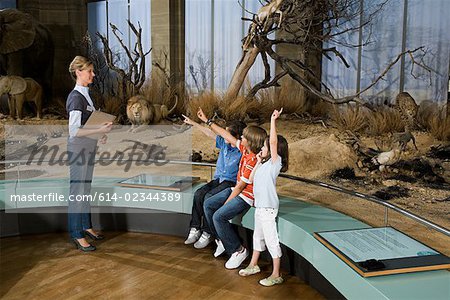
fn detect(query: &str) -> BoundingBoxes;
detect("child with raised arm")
[182,114,246,248]
[239,108,289,287]
[198,108,267,269]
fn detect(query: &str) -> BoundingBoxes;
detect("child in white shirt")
[239,108,289,287]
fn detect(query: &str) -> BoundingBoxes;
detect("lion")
[126,95,178,133]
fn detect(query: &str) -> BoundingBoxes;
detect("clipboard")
[84,111,116,127]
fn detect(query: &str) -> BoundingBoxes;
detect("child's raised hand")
[271,108,283,120]
[197,107,208,123]
[182,114,194,126]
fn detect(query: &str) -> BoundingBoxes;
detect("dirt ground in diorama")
[1,114,449,256]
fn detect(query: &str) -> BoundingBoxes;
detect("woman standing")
[67,56,112,252]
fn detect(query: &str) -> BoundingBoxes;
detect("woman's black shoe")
[73,238,96,252]
[84,231,105,241]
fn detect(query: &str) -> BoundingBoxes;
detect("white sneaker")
[184,228,201,244]
[213,239,225,257]
[225,247,248,269]
[194,232,212,249]
[239,265,261,276]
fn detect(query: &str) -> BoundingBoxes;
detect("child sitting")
[183,114,246,249]
[199,107,267,269]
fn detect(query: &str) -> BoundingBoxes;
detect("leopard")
[394,92,418,131]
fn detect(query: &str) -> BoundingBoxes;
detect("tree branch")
[246,70,288,100]
[322,47,350,68]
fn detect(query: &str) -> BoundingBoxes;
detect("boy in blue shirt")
[183,114,246,249]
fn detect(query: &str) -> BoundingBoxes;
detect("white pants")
[253,207,282,258]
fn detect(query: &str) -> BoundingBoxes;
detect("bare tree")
[187,53,212,95]
[228,0,431,106]
[81,32,111,107]
[96,20,151,100]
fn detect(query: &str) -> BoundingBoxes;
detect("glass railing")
[1,158,449,255]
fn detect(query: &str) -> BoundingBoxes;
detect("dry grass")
[140,71,182,113]
[428,107,450,141]
[328,104,367,133]
[185,92,221,122]
[254,88,274,118]
[141,72,171,104]
[221,96,261,121]
[273,82,308,114]
[366,105,403,136]
[417,101,450,141]
[254,81,322,120]
[416,100,439,129]
[310,99,333,117]
[186,91,263,123]
[103,96,123,117]
[255,82,308,115]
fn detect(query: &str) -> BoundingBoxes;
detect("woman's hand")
[271,108,283,121]
[99,134,108,144]
[98,122,113,134]
[197,107,208,123]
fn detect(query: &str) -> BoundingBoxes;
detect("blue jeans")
[204,188,250,254]
[190,179,235,234]
[68,210,92,239]
[67,138,97,239]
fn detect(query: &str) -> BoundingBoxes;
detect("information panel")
[314,227,450,277]
[117,174,203,192]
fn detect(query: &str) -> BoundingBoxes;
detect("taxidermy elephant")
[0,75,42,119]
[0,9,54,105]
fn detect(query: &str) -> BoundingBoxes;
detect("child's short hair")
[242,126,267,154]
[226,120,247,139]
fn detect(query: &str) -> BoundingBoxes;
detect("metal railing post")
[384,207,389,227]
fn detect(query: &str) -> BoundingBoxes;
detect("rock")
[357,160,364,168]
[288,135,357,178]
[354,169,366,177]
[382,180,398,187]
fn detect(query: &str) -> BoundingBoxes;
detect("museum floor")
[0,232,324,299]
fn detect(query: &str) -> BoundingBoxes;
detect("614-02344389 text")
[9,192,182,203]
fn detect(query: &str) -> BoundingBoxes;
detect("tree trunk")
[224,47,259,102]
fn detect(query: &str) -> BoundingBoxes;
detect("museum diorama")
[0,0,449,299]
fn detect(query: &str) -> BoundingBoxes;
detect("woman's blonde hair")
[242,126,267,154]
[69,56,93,80]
